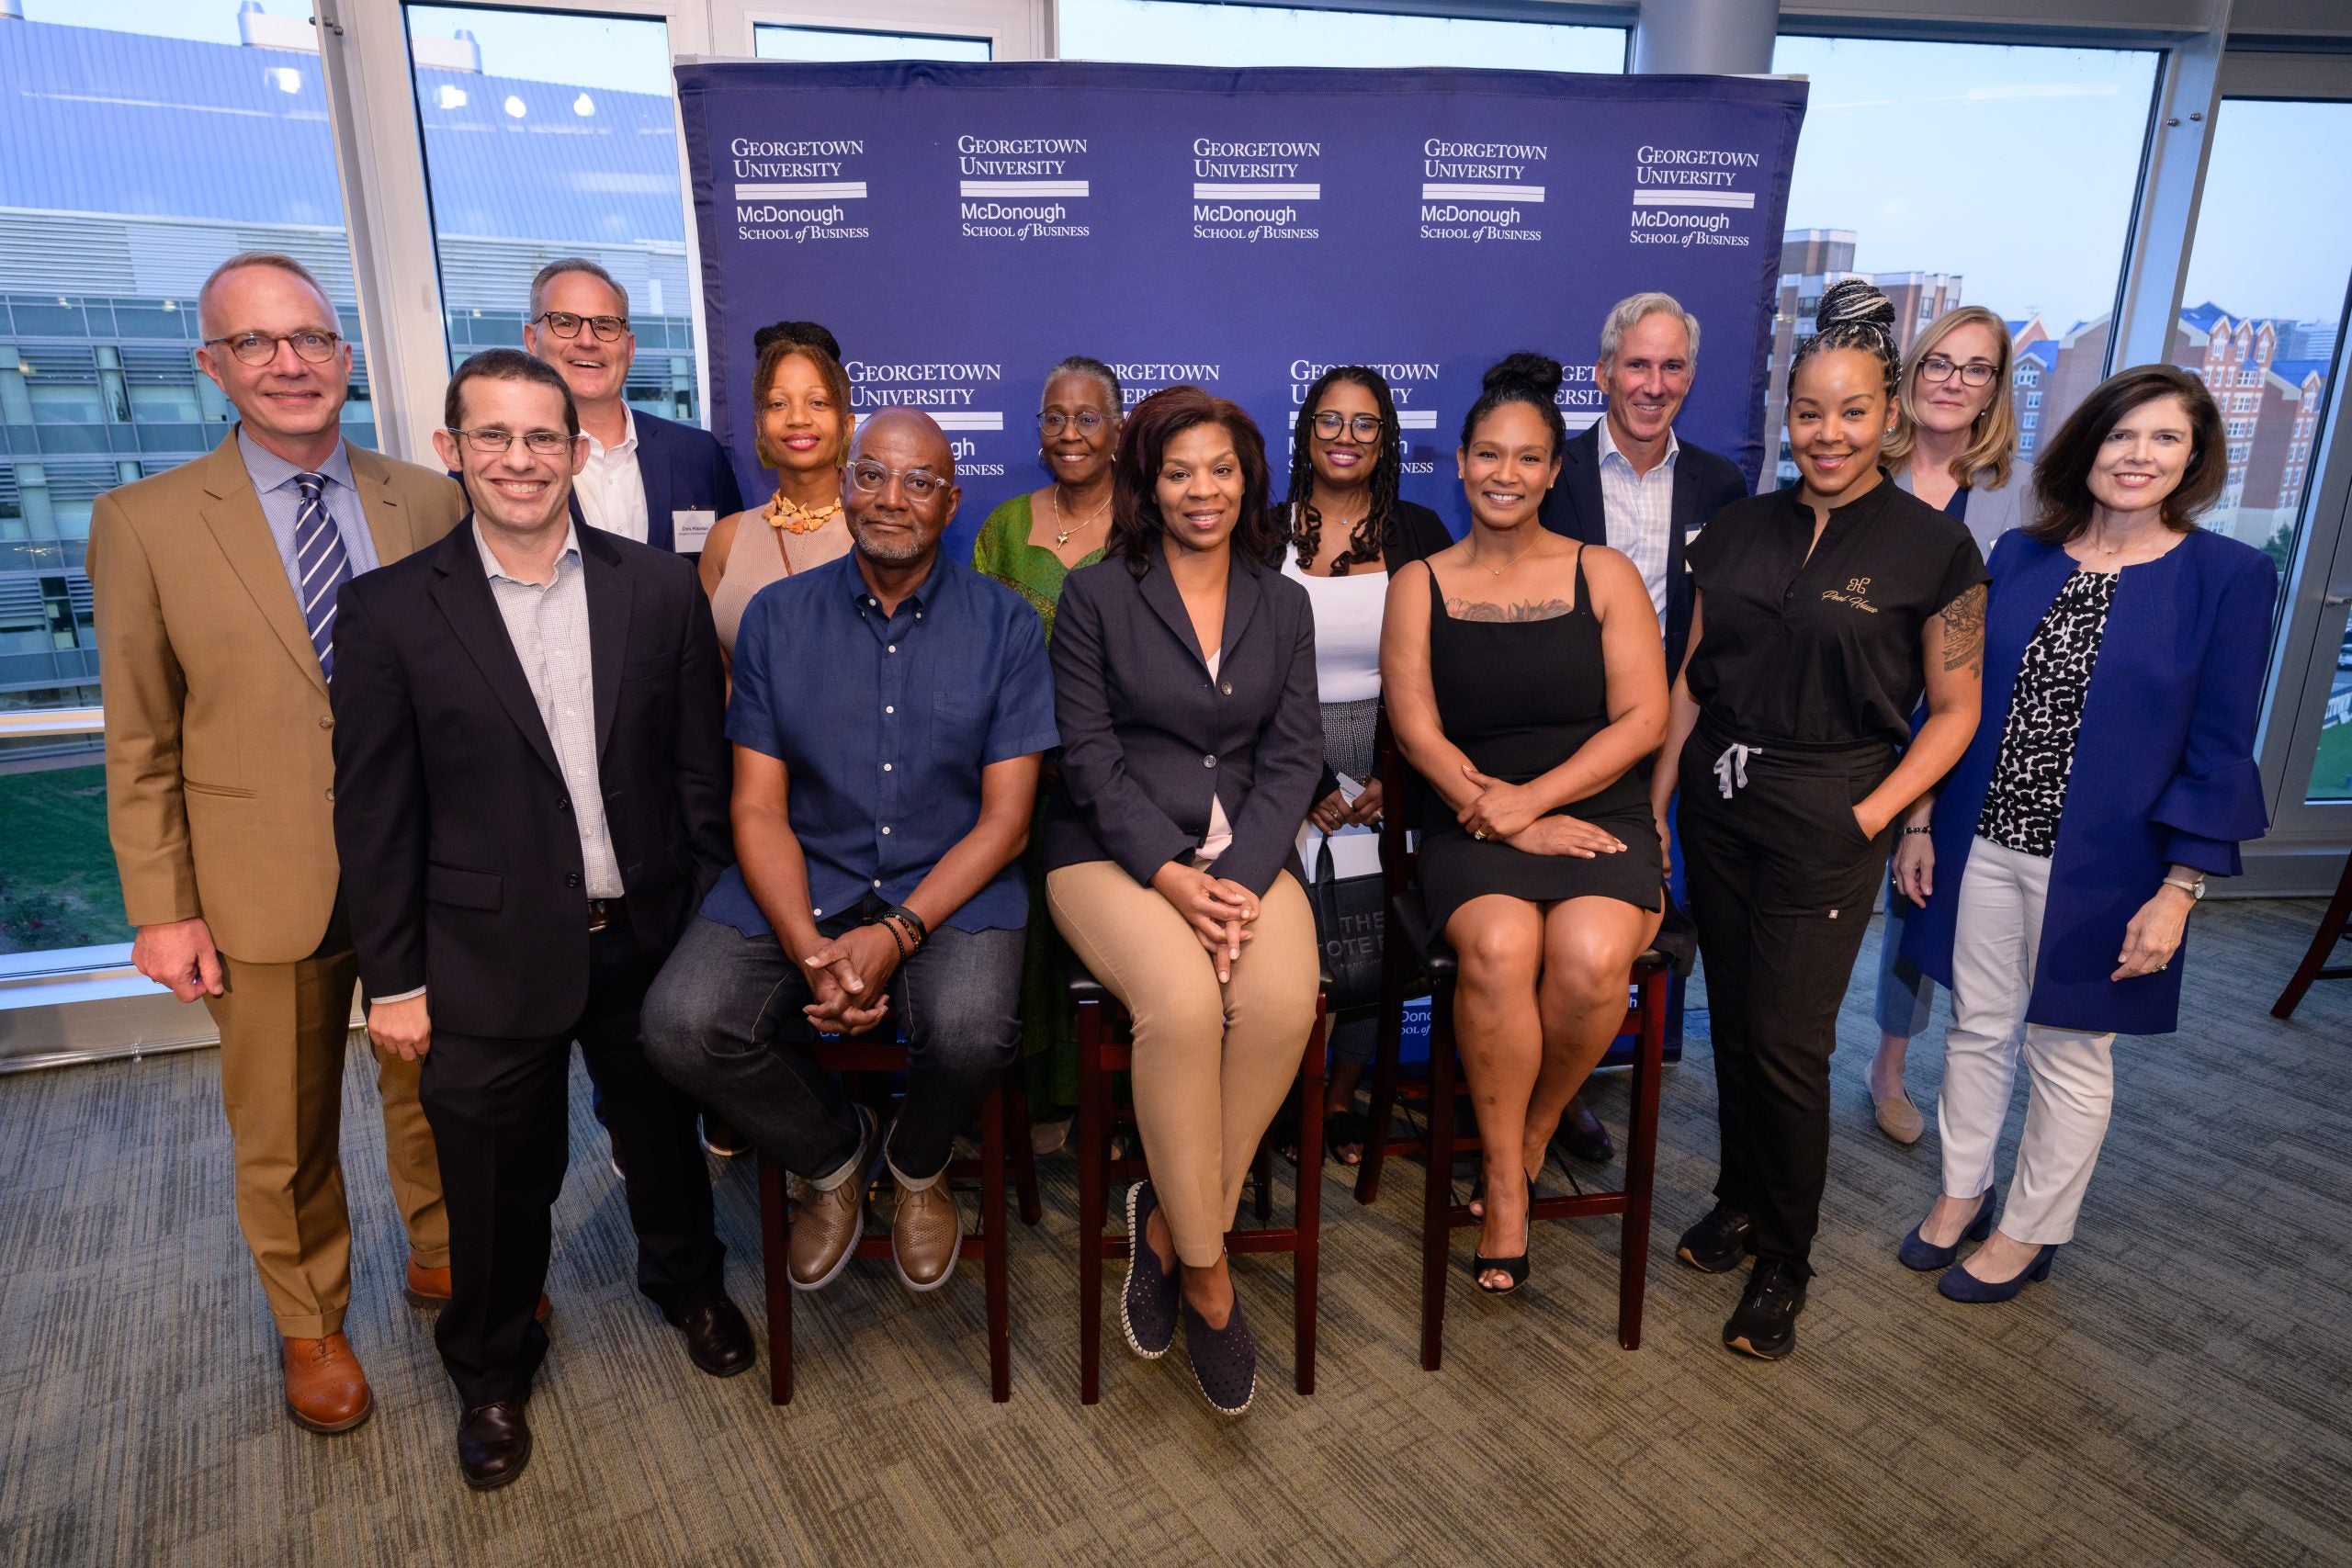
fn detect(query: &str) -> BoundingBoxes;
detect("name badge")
[672,509,716,552]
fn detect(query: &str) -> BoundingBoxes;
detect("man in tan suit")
[86,253,463,1434]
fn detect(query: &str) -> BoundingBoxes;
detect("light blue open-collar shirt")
[234,426,381,601]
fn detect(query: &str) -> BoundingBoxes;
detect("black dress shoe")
[1554,1103,1615,1165]
[458,1400,532,1491]
[1722,1259,1807,1361]
[676,1299,756,1378]
[1676,1201,1755,1273]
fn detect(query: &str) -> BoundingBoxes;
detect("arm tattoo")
[1939,582,1986,676]
[1447,596,1574,623]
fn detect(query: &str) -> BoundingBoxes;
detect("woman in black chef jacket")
[1647,279,1988,1361]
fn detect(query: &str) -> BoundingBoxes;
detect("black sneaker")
[1182,1292,1258,1418]
[1722,1259,1807,1360]
[1120,1181,1179,1359]
[1676,1202,1755,1273]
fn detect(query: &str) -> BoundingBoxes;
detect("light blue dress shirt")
[235,426,381,600]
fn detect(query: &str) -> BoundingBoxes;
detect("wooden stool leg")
[1295,998,1326,1395]
[981,1079,1011,1403]
[1355,943,1408,1206]
[1252,1138,1274,1224]
[760,1156,794,1405]
[1619,972,1668,1351]
[1077,1000,1107,1405]
[2273,852,2352,1020]
[1004,1063,1043,1226]
[1420,1002,1455,1372]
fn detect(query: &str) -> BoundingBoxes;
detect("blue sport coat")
[566,408,746,553]
[1902,527,2277,1036]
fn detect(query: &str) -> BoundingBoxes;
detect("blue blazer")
[1902,528,2276,1036]
[566,409,745,553]
[1537,423,1748,679]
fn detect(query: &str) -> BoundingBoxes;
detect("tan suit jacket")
[88,433,465,964]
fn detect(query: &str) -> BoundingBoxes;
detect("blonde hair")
[1886,305,2018,491]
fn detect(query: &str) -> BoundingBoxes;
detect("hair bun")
[1482,351,1564,400]
[1815,278,1895,338]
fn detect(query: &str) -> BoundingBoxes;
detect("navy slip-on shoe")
[1121,1181,1179,1359]
[1181,1292,1258,1418]
[1939,1243,2058,1303]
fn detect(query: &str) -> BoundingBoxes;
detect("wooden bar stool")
[2273,851,2352,1019]
[1071,969,1328,1405]
[1351,741,1671,1365]
[756,1041,1041,1404]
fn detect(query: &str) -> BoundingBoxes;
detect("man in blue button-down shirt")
[645,409,1056,1294]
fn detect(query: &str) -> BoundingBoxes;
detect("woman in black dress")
[1380,354,1669,1292]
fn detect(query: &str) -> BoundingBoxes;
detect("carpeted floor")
[1,897,2347,1567]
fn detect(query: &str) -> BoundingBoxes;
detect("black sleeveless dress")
[1418,547,1664,935]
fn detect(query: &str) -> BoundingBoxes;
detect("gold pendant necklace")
[1049,483,1110,548]
[1473,535,1539,576]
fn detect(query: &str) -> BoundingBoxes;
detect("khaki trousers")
[203,903,447,1339]
[1048,862,1318,1267]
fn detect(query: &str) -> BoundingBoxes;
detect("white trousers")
[1939,837,2118,1246]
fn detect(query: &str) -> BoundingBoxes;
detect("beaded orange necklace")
[763,490,841,535]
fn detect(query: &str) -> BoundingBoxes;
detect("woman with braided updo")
[1279,366,1450,1164]
[1648,278,1988,1359]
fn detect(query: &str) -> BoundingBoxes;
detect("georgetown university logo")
[1192,137,1321,243]
[1628,144,1759,249]
[956,134,1091,240]
[1288,357,1441,473]
[1419,138,1545,243]
[729,136,871,243]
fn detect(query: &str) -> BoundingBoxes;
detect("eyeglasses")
[445,426,579,457]
[1312,412,1384,441]
[535,310,629,342]
[203,330,342,367]
[847,461,947,501]
[1917,354,1997,389]
[1037,411,1109,437]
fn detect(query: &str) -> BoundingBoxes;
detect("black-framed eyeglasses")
[445,425,579,457]
[1917,354,1996,389]
[1312,412,1384,441]
[847,461,947,501]
[535,310,629,342]
[1037,410,1108,438]
[203,329,342,367]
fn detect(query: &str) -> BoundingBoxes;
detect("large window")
[2,0,374,953]
[1764,35,2161,480]
[1059,1,1625,72]
[755,25,991,62]
[403,5,699,423]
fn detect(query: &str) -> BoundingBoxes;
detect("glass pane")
[1060,0,1624,71]
[2169,101,2352,803]
[2,0,374,953]
[403,6,700,424]
[754,25,992,63]
[1766,36,2160,484]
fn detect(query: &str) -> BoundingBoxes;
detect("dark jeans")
[641,900,1023,1183]
[419,926,726,1408]
[1679,728,1893,1278]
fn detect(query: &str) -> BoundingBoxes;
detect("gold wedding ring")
[1472,829,1488,840]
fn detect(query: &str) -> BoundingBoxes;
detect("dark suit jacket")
[565,408,746,553]
[331,519,731,1038]
[1046,537,1323,897]
[1537,423,1747,678]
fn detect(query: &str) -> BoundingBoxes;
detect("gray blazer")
[1894,458,2035,558]
[1044,536,1323,897]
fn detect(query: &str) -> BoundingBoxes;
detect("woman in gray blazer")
[1870,305,2034,1143]
[1045,385,1323,1416]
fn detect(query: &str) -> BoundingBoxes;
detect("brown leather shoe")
[281,1332,373,1434]
[787,1108,874,1292]
[404,1258,551,1324]
[891,1179,963,1292]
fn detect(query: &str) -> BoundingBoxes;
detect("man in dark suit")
[524,257,743,554]
[332,348,752,1491]
[1539,291,1750,681]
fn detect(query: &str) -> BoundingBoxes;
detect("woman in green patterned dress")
[972,356,1125,1140]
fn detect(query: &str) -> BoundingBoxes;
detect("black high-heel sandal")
[1471,1176,1535,1293]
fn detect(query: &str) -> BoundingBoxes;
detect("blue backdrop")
[677,61,1807,561]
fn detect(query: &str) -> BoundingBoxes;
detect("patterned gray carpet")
[1,897,2346,1567]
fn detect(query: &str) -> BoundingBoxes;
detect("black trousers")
[1679,727,1894,1277]
[418,925,726,1408]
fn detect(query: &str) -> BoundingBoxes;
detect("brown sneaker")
[891,1179,964,1292]
[404,1258,552,1324]
[787,1107,875,1292]
[281,1331,373,1434]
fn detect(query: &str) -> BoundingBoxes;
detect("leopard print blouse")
[1977,568,2119,858]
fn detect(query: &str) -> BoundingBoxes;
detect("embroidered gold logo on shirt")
[1821,575,1881,614]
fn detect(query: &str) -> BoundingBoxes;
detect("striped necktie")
[292,471,350,681]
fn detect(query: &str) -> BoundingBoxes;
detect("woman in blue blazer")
[1045,385,1323,1416]
[1895,365,2275,1302]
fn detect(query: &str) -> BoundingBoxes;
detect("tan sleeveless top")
[709,510,854,653]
